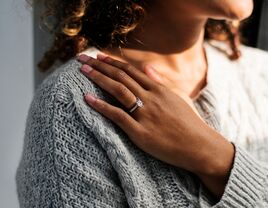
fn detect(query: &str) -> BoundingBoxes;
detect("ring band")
[129,97,144,113]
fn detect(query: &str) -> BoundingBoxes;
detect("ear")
[143,65,163,84]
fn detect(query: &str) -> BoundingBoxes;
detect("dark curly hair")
[35,0,242,72]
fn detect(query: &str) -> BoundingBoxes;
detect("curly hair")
[35,0,242,72]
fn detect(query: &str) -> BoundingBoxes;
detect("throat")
[100,11,209,100]
[161,62,208,100]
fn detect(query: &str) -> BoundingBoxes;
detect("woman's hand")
[78,54,235,198]
[142,65,202,117]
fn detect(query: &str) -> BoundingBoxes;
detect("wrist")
[193,127,235,197]
[193,127,235,178]
[198,138,234,178]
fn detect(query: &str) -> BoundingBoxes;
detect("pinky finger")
[84,93,142,137]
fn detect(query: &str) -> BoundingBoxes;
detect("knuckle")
[95,99,106,110]
[112,110,126,122]
[114,70,127,80]
[88,59,98,68]
[108,58,116,64]
[124,63,133,72]
[91,74,101,82]
[115,84,129,97]
[154,84,166,93]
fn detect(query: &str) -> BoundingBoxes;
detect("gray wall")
[0,1,53,207]
[33,2,53,89]
[0,0,33,207]
[258,0,268,50]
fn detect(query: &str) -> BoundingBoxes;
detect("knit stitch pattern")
[16,42,268,207]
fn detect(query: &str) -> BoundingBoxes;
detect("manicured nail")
[144,65,162,82]
[147,66,156,72]
[78,54,91,62]
[81,64,93,74]
[97,53,109,61]
[85,94,97,104]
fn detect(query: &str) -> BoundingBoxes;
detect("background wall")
[0,0,33,208]
[0,1,268,208]
[258,0,268,50]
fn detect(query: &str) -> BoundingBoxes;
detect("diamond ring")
[128,97,144,113]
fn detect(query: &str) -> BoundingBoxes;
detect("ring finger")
[81,64,138,110]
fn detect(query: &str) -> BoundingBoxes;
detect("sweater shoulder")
[33,55,118,131]
[35,47,100,101]
[17,59,127,207]
[35,58,89,100]
[28,59,86,125]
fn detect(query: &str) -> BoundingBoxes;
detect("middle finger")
[78,55,145,95]
[80,64,138,110]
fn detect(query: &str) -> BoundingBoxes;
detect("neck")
[103,3,208,71]
[101,4,208,97]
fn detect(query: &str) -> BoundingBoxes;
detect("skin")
[78,0,254,200]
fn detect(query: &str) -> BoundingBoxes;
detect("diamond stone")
[136,98,143,107]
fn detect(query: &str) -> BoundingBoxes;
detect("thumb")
[143,65,163,84]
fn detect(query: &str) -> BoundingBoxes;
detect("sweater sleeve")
[199,142,268,207]
[16,75,128,208]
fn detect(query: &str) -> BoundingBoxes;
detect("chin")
[223,0,254,20]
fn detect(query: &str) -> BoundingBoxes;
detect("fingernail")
[97,53,108,61]
[78,54,91,62]
[85,93,97,104]
[81,65,93,74]
[147,66,157,73]
[145,65,163,82]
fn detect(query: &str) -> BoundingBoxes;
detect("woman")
[16,0,268,207]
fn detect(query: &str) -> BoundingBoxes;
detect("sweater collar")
[192,41,238,131]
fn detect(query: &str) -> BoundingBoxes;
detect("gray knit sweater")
[16,41,268,208]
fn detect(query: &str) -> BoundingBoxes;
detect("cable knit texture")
[16,41,268,207]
